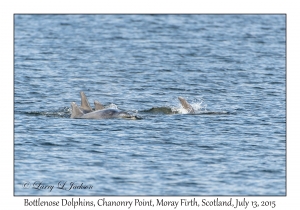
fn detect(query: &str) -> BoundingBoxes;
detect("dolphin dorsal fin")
[80,91,92,112]
[178,97,195,114]
[94,100,105,110]
[71,102,84,118]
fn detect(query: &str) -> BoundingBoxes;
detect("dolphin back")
[78,109,134,119]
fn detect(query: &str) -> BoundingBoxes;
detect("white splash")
[175,97,206,114]
[106,103,118,109]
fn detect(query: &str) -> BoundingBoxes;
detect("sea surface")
[14,14,286,196]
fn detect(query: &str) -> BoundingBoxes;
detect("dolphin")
[79,91,93,113]
[178,97,195,114]
[79,91,106,113]
[94,100,105,111]
[70,102,136,119]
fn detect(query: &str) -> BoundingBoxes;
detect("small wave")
[195,111,229,115]
[21,107,71,118]
[40,142,61,146]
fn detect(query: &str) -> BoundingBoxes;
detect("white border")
[1,0,298,209]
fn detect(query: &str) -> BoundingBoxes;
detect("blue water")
[14,15,286,196]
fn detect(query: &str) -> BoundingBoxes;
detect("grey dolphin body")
[71,102,136,119]
[178,97,195,114]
